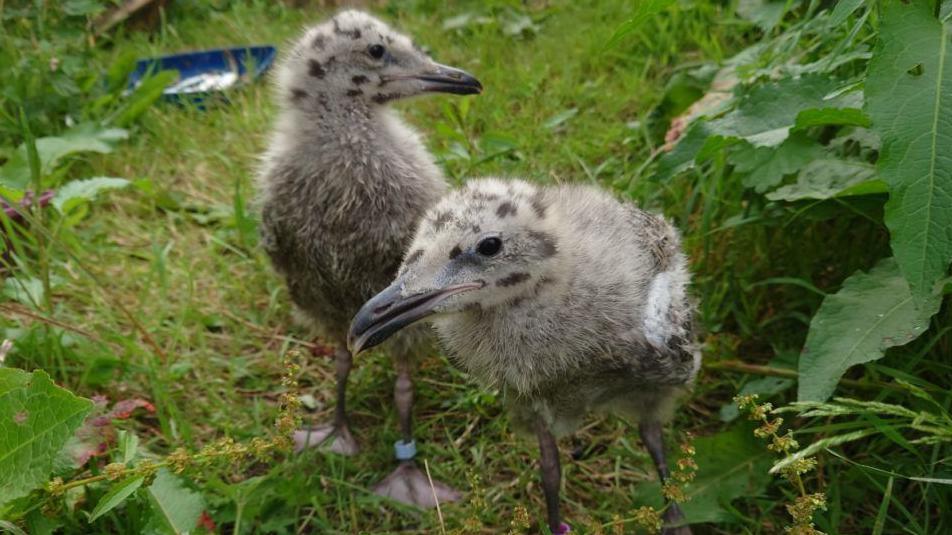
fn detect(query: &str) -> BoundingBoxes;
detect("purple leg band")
[552,522,571,534]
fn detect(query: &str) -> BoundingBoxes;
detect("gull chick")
[349,178,699,533]
[257,10,480,507]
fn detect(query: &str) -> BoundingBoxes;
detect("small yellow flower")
[662,481,687,503]
[45,477,65,496]
[166,448,191,473]
[507,505,530,534]
[584,514,605,535]
[769,432,800,453]
[755,417,783,438]
[733,394,759,411]
[631,506,663,534]
[784,524,825,535]
[676,456,698,473]
[465,471,487,512]
[104,462,128,480]
[786,492,827,524]
[249,437,272,460]
[781,457,818,481]
[749,402,774,421]
[272,433,293,452]
[674,470,695,484]
[679,442,696,456]
[461,516,482,533]
[611,513,625,535]
[136,459,159,484]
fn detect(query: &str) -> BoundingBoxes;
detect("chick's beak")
[415,62,482,95]
[348,279,484,355]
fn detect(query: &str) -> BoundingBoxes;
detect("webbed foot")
[293,424,359,456]
[372,460,461,508]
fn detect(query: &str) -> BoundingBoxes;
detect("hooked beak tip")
[418,64,482,95]
[348,281,484,355]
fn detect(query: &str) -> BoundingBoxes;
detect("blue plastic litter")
[127,45,277,108]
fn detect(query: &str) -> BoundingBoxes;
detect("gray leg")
[535,419,570,535]
[372,354,461,508]
[294,345,359,455]
[639,421,691,535]
[394,355,414,443]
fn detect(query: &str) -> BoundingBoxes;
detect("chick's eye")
[368,44,386,59]
[476,237,502,257]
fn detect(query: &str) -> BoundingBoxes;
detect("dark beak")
[415,63,482,95]
[348,279,483,355]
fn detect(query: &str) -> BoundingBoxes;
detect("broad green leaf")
[146,469,205,534]
[0,369,30,398]
[766,158,877,201]
[835,179,889,197]
[632,424,771,523]
[795,107,870,129]
[52,177,131,212]
[830,126,881,152]
[797,258,940,402]
[654,65,718,121]
[26,506,63,534]
[729,133,824,193]
[0,125,128,190]
[708,75,841,147]
[88,475,145,522]
[654,123,711,180]
[0,368,94,505]
[866,0,952,307]
[695,133,738,161]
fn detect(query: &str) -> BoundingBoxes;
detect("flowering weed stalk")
[603,433,697,534]
[46,350,303,501]
[735,394,826,535]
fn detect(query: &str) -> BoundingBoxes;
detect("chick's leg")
[372,354,461,508]
[535,419,570,535]
[639,421,692,535]
[293,345,359,455]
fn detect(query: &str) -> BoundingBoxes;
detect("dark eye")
[368,44,386,59]
[476,237,502,257]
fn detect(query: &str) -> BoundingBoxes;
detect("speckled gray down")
[256,11,451,355]
[391,178,702,436]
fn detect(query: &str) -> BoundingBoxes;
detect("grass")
[3,0,950,533]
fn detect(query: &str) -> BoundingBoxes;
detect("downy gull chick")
[349,178,699,532]
[256,10,481,507]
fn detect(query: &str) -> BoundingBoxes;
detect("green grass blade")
[871,476,893,535]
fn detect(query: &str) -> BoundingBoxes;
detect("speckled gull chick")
[256,10,480,507]
[349,178,699,533]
